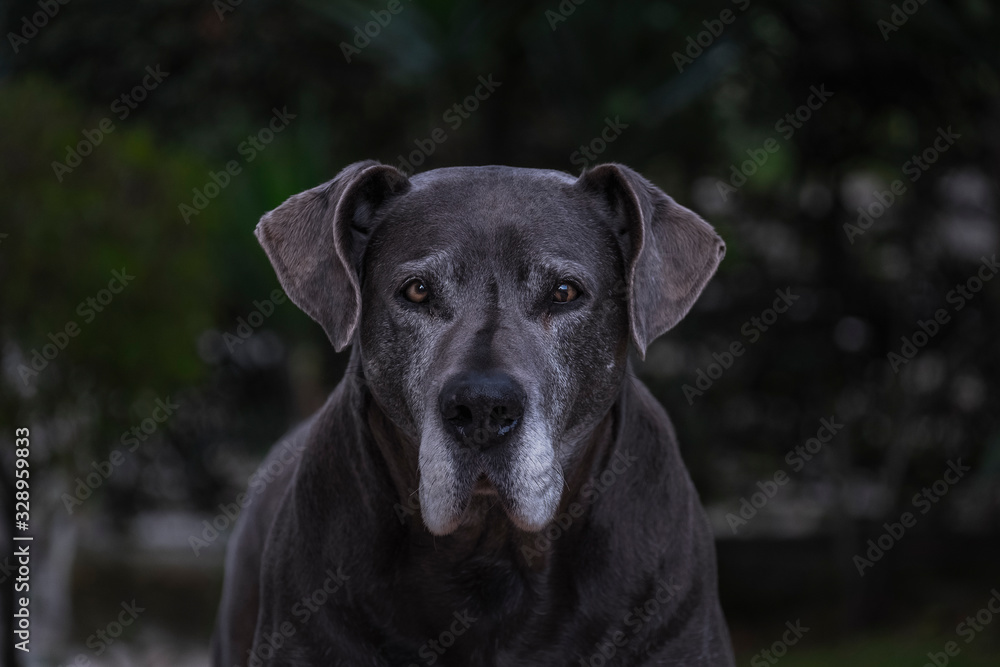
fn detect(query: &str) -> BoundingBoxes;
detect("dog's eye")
[402,279,430,304]
[552,282,580,303]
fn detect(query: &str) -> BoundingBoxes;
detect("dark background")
[1,0,999,664]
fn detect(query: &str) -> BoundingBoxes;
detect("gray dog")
[212,161,735,666]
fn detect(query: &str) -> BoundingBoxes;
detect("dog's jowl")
[212,162,736,666]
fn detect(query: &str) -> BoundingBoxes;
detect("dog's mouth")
[417,417,564,535]
[472,472,498,496]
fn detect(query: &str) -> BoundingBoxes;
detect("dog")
[212,161,735,666]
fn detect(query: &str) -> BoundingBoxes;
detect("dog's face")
[357,168,631,535]
[256,162,724,536]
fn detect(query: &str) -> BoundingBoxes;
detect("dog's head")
[256,162,724,535]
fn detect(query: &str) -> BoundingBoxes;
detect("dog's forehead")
[370,166,614,276]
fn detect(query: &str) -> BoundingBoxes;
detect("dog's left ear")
[255,160,412,351]
[576,163,725,358]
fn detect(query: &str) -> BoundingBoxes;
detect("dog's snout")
[439,371,526,449]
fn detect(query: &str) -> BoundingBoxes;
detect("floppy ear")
[576,163,725,358]
[255,160,411,351]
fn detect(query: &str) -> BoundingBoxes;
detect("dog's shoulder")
[230,411,316,561]
[592,376,712,558]
[258,376,397,559]
[617,376,687,476]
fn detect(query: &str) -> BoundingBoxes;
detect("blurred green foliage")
[0,77,220,419]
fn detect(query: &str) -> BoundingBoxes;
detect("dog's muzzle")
[418,370,563,535]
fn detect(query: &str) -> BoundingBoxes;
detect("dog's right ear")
[575,163,725,359]
[255,160,412,351]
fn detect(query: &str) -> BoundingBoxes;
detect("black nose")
[439,371,526,449]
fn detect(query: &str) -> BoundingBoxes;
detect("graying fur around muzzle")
[418,403,564,535]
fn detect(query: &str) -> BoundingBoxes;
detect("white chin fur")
[495,420,564,532]
[417,417,563,535]
[417,424,465,535]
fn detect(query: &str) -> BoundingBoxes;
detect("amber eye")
[552,282,579,303]
[402,279,430,303]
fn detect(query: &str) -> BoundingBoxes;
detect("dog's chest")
[380,548,575,665]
